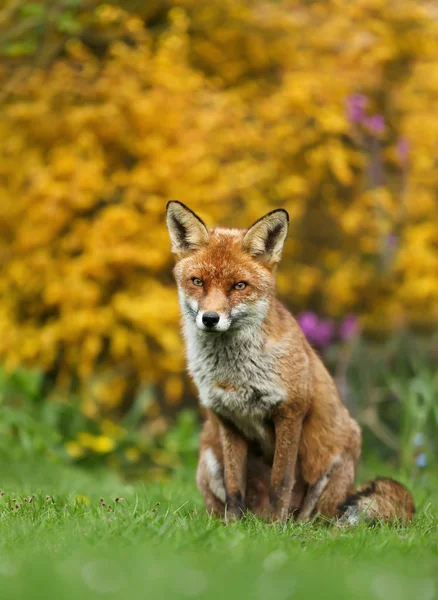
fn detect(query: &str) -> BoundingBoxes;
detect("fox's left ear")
[243,209,289,266]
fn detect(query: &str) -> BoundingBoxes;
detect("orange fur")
[166,202,415,523]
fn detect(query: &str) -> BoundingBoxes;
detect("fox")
[166,200,415,524]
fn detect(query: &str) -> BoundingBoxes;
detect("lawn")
[0,460,436,600]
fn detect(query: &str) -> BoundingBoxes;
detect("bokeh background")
[0,0,437,481]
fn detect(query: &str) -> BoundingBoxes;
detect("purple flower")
[345,94,367,124]
[313,319,335,347]
[397,138,410,166]
[297,312,319,339]
[364,114,385,136]
[385,234,398,251]
[415,452,427,468]
[297,312,335,348]
[339,314,358,341]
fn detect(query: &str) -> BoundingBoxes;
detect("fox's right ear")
[166,201,209,255]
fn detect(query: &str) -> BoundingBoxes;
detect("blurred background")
[0,0,437,482]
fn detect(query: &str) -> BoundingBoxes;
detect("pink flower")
[397,138,410,166]
[313,319,335,347]
[297,312,319,338]
[385,234,398,251]
[364,114,385,136]
[339,314,358,341]
[297,312,335,348]
[345,94,367,124]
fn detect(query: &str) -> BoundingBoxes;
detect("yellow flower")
[77,432,96,448]
[76,494,90,504]
[101,419,125,440]
[65,441,85,459]
[91,436,116,454]
[151,449,178,468]
[80,400,98,419]
[124,447,141,463]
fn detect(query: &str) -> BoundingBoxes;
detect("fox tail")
[338,477,415,525]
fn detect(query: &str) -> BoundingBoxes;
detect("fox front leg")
[218,418,248,520]
[269,405,304,523]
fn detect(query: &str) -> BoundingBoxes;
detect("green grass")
[0,460,437,600]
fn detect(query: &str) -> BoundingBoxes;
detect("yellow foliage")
[0,0,437,417]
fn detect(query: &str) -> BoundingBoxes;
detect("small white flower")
[415,452,427,468]
[413,433,425,447]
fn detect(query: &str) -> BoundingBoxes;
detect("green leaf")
[56,11,82,34]
[19,3,46,18]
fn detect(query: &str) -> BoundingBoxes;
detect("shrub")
[0,1,436,417]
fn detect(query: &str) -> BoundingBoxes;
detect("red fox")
[166,201,415,524]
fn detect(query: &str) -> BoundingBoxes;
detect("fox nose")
[202,312,220,328]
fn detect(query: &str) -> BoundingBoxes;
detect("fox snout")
[201,312,220,328]
[193,288,232,332]
[181,292,235,332]
[195,305,232,332]
[191,299,258,333]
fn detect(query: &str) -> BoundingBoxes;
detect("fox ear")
[166,201,209,255]
[243,209,289,265]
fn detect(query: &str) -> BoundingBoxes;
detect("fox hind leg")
[297,471,331,521]
[298,453,355,521]
[315,454,356,519]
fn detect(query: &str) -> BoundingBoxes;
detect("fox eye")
[234,282,247,290]
[192,277,203,287]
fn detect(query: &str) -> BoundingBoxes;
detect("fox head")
[166,201,289,333]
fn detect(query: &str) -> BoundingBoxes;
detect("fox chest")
[187,336,287,446]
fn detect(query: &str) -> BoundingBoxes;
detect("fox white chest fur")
[183,319,287,450]
[166,200,292,455]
